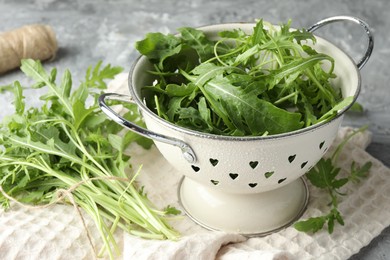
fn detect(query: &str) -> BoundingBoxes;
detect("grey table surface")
[0,0,389,259]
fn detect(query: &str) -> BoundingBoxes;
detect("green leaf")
[251,19,267,45]
[166,96,185,120]
[1,114,26,133]
[203,75,303,135]
[165,83,197,97]
[0,84,14,93]
[233,45,261,65]
[306,159,329,188]
[71,81,89,104]
[317,96,354,123]
[332,178,348,189]
[178,27,215,61]
[164,205,181,215]
[20,59,74,118]
[294,216,326,233]
[60,69,72,99]
[120,107,154,149]
[49,67,57,83]
[266,54,333,89]
[123,128,153,150]
[306,158,341,189]
[135,32,182,70]
[12,81,25,115]
[72,99,95,130]
[348,102,364,113]
[349,161,372,183]
[198,97,214,131]
[83,113,110,129]
[327,215,335,234]
[108,134,123,152]
[35,125,78,157]
[85,62,124,89]
[334,209,345,225]
[219,28,246,39]
[190,63,237,86]
[177,107,207,128]
[291,28,315,43]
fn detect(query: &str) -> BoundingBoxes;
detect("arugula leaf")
[349,161,372,183]
[20,59,74,118]
[202,74,303,135]
[265,54,333,89]
[316,96,354,123]
[251,19,268,45]
[135,32,182,70]
[294,216,326,233]
[178,27,215,62]
[13,81,25,115]
[165,83,197,96]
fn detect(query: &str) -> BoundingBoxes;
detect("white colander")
[99,16,373,235]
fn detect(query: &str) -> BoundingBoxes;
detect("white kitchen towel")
[112,73,390,260]
[0,73,389,260]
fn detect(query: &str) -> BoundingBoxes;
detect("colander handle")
[99,93,197,163]
[308,15,374,70]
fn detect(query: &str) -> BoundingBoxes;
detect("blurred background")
[0,0,389,259]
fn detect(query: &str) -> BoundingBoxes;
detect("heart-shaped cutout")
[249,161,258,169]
[191,165,200,172]
[278,178,287,184]
[264,171,274,178]
[229,173,239,180]
[248,183,258,188]
[210,180,219,185]
[288,154,296,163]
[301,161,308,169]
[209,158,219,166]
[319,141,325,149]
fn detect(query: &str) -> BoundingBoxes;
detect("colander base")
[178,177,309,235]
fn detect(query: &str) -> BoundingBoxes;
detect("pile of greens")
[135,19,352,136]
[0,60,179,259]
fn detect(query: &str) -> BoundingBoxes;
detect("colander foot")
[178,177,309,235]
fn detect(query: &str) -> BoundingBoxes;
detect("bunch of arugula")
[0,59,179,259]
[135,19,352,136]
[294,126,372,233]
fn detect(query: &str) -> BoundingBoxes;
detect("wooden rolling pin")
[0,24,58,74]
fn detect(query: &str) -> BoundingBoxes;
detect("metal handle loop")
[98,93,197,163]
[308,15,374,70]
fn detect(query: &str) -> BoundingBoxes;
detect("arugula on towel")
[0,59,179,260]
[294,126,372,234]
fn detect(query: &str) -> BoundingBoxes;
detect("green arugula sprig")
[135,19,352,136]
[294,126,372,234]
[0,59,179,259]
